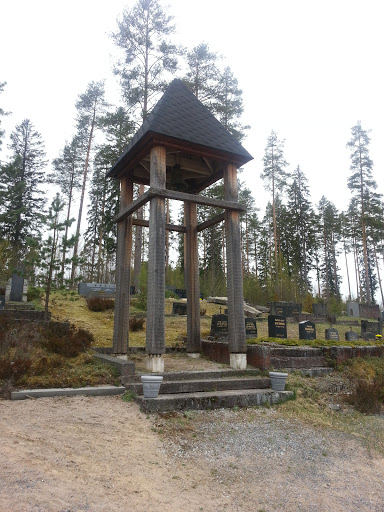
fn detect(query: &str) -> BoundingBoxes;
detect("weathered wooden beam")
[115,187,245,223]
[146,146,166,357]
[115,190,152,223]
[197,213,225,233]
[185,201,201,353]
[150,187,246,212]
[132,217,186,233]
[225,163,247,357]
[112,176,133,354]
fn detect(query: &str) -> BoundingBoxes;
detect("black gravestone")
[245,317,257,338]
[172,302,187,315]
[0,295,5,310]
[210,314,228,337]
[175,288,187,299]
[325,328,339,341]
[363,332,377,342]
[299,321,316,340]
[361,320,381,337]
[268,315,287,339]
[345,330,359,342]
[10,272,24,302]
[270,301,302,317]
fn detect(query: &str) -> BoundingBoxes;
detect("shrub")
[133,292,147,311]
[87,296,115,312]
[129,316,145,331]
[165,289,179,299]
[200,308,207,316]
[342,357,384,414]
[27,287,43,302]
[42,322,94,357]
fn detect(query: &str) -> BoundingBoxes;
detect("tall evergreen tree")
[49,137,83,285]
[347,121,376,304]
[260,130,289,295]
[70,81,107,286]
[0,119,47,259]
[112,0,179,120]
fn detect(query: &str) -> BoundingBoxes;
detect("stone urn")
[140,375,163,398]
[268,371,288,391]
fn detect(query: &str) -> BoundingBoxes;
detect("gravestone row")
[209,314,378,342]
[78,282,136,298]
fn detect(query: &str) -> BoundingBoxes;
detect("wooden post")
[224,163,247,369]
[112,175,133,354]
[146,146,166,371]
[185,201,201,355]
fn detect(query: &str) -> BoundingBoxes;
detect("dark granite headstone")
[9,272,24,302]
[268,315,287,339]
[299,321,316,340]
[270,301,302,317]
[312,303,328,316]
[363,332,377,342]
[0,295,5,310]
[210,314,228,337]
[130,285,136,295]
[245,317,257,338]
[345,330,359,342]
[361,320,381,337]
[175,288,187,299]
[172,302,187,315]
[325,328,339,341]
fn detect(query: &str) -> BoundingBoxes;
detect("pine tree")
[347,121,376,304]
[49,137,83,285]
[112,0,179,120]
[0,119,47,260]
[70,81,107,287]
[261,130,289,295]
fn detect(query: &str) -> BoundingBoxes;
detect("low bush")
[342,357,384,414]
[87,296,115,312]
[129,316,145,331]
[42,322,94,357]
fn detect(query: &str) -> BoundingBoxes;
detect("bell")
[169,164,188,192]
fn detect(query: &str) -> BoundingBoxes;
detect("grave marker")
[245,317,257,338]
[299,320,316,340]
[325,327,339,341]
[172,302,187,315]
[345,330,359,342]
[268,315,287,339]
[210,314,228,338]
[270,301,302,317]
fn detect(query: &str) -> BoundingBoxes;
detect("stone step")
[125,376,270,395]
[128,369,262,383]
[136,388,294,413]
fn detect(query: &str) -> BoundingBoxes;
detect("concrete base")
[187,352,200,359]
[146,355,165,373]
[11,386,126,400]
[230,353,247,370]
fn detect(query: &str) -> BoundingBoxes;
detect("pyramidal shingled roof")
[108,79,253,177]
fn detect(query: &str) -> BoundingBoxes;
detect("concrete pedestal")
[187,352,201,359]
[146,355,164,373]
[230,353,247,370]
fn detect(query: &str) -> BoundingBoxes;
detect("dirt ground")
[1,395,384,512]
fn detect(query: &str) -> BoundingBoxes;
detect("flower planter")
[268,371,288,391]
[140,375,163,398]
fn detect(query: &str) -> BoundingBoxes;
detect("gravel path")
[1,397,384,511]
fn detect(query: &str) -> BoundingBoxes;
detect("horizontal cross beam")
[115,187,246,223]
[132,218,186,233]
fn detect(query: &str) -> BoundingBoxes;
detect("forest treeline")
[0,0,383,312]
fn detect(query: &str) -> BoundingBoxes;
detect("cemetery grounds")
[1,291,384,511]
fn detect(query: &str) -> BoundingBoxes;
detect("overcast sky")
[1,0,384,301]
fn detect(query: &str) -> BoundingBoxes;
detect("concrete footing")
[230,353,247,370]
[146,354,165,373]
[187,352,200,359]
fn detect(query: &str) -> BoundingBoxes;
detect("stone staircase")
[123,369,294,413]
